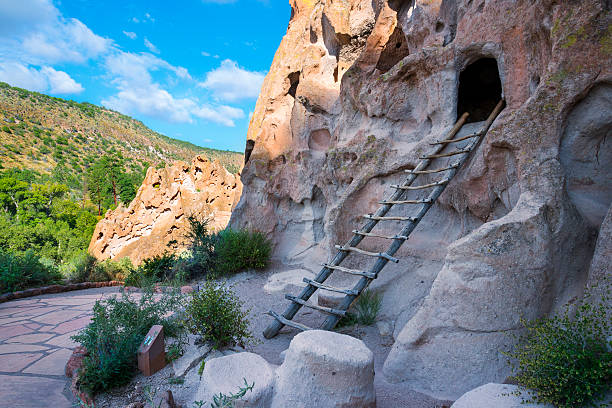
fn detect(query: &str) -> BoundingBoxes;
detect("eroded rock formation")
[231,0,612,399]
[90,156,242,265]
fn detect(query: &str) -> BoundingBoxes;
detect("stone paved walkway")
[0,287,122,408]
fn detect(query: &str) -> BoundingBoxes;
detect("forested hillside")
[0,82,243,292]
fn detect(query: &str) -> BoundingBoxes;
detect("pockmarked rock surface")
[90,155,242,265]
[271,330,376,408]
[450,383,554,408]
[196,352,276,408]
[230,0,612,399]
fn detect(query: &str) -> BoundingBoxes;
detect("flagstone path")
[0,287,123,408]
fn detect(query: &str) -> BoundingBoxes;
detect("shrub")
[213,229,271,276]
[182,281,253,349]
[0,249,62,293]
[173,216,216,279]
[337,289,382,328]
[72,289,183,395]
[504,281,611,408]
[124,252,176,287]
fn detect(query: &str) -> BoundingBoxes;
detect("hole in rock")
[457,58,502,123]
[309,129,332,151]
[376,25,410,73]
[244,139,255,164]
[435,21,444,33]
[287,72,300,98]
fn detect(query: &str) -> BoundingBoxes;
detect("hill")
[0,81,243,191]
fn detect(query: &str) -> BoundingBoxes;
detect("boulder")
[451,383,554,408]
[196,352,275,408]
[271,330,375,408]
[172,335,212,378]
[89,155,242,265]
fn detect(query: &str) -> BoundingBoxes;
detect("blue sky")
[0,0,290,152]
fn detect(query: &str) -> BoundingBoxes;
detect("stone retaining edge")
[0,281,124,303]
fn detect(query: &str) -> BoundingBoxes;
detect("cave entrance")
[457,58,502,123]
[244,139,255,164]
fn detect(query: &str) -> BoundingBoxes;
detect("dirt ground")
[92,266,454,408]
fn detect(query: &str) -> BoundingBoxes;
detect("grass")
[336,289,382,328]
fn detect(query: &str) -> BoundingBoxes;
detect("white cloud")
[199,59,265,102]
[144,38,160,54]
[192,104,244,127]
[41,66,84,94]
[103,85,195,123]
[0,62,83,94]
[0,0,111,66]
[201,0,238,3]
[102,51,242,126]
[201,51,211,57]
[131,17,140,23]
[123,31,137,40]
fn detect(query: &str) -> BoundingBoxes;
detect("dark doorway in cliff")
[457,58,502,123]
[244,139,255,164]
[376,25,409,73]
[287,72,300,98]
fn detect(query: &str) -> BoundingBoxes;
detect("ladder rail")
[263,111,473,339]
[321,100,505,330]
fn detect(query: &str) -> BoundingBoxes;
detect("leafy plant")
[337,289,382,328]
[166,342,184,363]
[503,280,611,408]
[183,281,254,349]
[191,379,254,408]
[212,229,271,276]
[0,249,61,293]
[72,288,183,395]
[124,252,177,287]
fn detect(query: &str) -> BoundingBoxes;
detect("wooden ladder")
[263,100,504,339]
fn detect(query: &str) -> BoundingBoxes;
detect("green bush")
[182,281,253,349]
[124,252,176,287]
[173,216,216,279]
[72,289,183,395]
[0,249,62,293]
[213,229,271,276]
[504,281,611,408]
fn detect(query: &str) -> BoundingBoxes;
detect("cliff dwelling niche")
[376,25,409,73]
[287,72,300,98]
[457,58,502,122]
[244,139,255,164]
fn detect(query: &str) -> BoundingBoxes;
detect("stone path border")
[0,281,123,303]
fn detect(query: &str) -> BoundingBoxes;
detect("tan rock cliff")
[231,0,612,399]
[89,156,242,265]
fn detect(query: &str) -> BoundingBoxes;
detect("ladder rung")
[352,230,408,240]
[391,179,449,190]
[429,131,483,145]
[322,263,376,278]
[334,245,399,263]
[420,149,471,159]
[379,199,432,205]
[303,278,358,295]
[285,295,346,316]
[363,215,417,222]
[404,164,459,174]
[267,311,312,332]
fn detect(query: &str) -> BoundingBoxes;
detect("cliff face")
[231,0,612,399]
[89,156,242,265]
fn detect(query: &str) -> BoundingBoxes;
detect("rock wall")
[90,156,242,265]
[230,0,612,400]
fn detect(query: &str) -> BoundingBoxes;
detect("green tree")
[0,177,28,216]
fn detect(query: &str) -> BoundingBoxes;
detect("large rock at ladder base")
[196,352,276,408]
[271,330,375,408]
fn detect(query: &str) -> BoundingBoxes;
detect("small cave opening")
[376,25,410,73]
[457,58,502,123]
[244,139,255,164]
[287,71,300,98]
